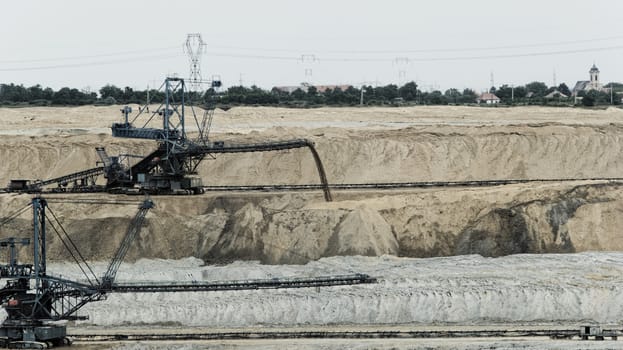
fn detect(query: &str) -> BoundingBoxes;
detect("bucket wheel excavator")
[0,197,374,348]
[10,77,332,201]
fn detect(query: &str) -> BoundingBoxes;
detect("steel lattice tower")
[184,33,207,91]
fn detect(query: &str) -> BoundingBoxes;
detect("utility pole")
[360,87,365,106]
[553,69,557,88]
[145,85,150,112]
[358,81,375,106]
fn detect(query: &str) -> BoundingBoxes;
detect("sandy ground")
[2,105,623,135]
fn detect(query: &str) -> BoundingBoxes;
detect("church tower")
[589,64,600,88]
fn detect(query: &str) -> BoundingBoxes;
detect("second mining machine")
[0,196,373,348]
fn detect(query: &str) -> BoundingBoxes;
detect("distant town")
[0,64,621,107]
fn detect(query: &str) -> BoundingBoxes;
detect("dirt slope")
[1,105,623,263]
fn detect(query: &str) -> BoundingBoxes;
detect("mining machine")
[0,197,374,348]
[101,77,332,200]
[7,77,332,201]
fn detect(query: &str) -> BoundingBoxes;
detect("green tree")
[270,87,291,104]
[306,86,318,98]
[325,88,347,105]
[582,93,595,106]
[377,84,399,102]
[291,88,306,100]
[525,81,548,98]
[52,87,72,105]
[459,89,478,104]
[557,83,571,97]
[122,86,136,103]
[398,81,418,101]
[443,88,461,104]
[361,85,376,104]
[494,85,514,103]
[513,86,527,99]
[593,90,611,104]
[427,90,447,105]
[223,86,250,104]
[243,85,277,104]
[27,85,44,100]
[99,85,123,101]
[344,86,360,105]
[42,87,54,101]
[0,83,29,102]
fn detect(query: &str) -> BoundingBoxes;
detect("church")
[572,64,606,96]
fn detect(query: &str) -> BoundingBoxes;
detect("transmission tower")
[184,33,207,91]
[300,54,317,83]
[394,57,410,86]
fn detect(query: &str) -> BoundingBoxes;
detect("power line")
[412,44,623,62]
[2,41,622,74]
[0,35,621,68]
[207,44,623,63]
[0,46,180,64]
[0,53,182,72]
[208,35,623,54]
[7,35,617,66]
[210,52,300,61]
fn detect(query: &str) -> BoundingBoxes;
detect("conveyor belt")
[30,167,104,188]
[5,177,623,195]
[185,139,313,155]
[186,139,332,201]
[201,177,623,192]
[110,273,376,293]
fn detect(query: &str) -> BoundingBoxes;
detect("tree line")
[1,80,621,107]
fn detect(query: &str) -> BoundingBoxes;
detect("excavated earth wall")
[1,106,623,263]
[1,180,622,264]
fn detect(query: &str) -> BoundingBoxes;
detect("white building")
[572,64,605,96]
[476,92,500,104]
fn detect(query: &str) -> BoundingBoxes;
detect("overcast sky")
[2,0,623,93]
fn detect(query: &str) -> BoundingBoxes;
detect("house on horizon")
[544,90,568,99]
[476,92,500,104]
